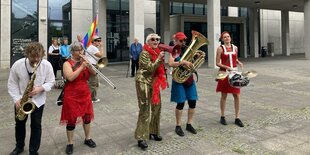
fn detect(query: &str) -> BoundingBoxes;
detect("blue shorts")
[170,80,198,103]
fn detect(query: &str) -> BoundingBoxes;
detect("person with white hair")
[134,33,167,150]
[129,38,143,77]
[60,41,97,154]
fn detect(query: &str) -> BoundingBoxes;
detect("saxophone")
[172,30,209,83]
[16,63,37,121]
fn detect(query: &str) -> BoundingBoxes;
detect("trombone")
[80,51,116,89]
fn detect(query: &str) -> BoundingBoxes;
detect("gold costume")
[134,50,163,141]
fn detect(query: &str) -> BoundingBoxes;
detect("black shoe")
[29,152,39,155]
[10,147,24,155]
[137,140,148,150]
[186,124,197,134]
[149,134,162,141]
[220,116,227,125]
[65,144,73,154]
[175,126,185,137]
[84,139,96,148]
[235,118,244,127]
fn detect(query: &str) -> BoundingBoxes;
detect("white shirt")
[8,58,55,108]
[48,44,59,53]
[86,45,100,65]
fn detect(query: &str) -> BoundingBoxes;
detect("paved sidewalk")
[0,55,310,155]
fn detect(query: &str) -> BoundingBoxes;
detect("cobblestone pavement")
[0,55,310,155]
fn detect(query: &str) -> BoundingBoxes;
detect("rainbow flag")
[82,14,99,48]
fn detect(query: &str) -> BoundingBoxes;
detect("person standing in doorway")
[59,37,71,78]
[129,38,143,77]
[48,38,60,79]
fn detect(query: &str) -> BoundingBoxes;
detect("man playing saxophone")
[8,42,55,155]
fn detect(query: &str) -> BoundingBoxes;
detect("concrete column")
[98,0,107,57]
[0,0,11,68]
[160,0,170,44]
[129,0,145,45]
[39,0,48,54]
[249,8,259,58]
[305,0,310,59]
[240,21,248,58]
[71,0,93,42]
[207,0,221,68]
[281,10,290,56]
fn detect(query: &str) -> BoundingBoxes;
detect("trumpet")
[79,54,116,89]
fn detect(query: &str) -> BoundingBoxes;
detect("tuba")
[16,63,38,121]
[172,30,209,83]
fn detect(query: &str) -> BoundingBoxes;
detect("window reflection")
[11,0,38,66]
[48,0,71,47]
[48,0,71,20]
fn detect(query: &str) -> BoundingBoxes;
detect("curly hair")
[24,42,45,57]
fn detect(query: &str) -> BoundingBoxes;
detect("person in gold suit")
[134,33,167,150]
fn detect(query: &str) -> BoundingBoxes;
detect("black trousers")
[131,59,139,77]
[14,105,44,154]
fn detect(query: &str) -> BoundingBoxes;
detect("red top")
[216,45,240,94]
[60,59,94,125]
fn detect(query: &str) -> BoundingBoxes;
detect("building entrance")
[184,22,208,59]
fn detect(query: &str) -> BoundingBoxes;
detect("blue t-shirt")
[60,44,70,58]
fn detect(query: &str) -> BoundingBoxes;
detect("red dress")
[216,45,240,94]
[60,59,94,125]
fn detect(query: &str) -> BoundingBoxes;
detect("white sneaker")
[92,98,100,103]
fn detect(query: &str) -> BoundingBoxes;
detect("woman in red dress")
[60,41,96,154]
[216,31,245,127]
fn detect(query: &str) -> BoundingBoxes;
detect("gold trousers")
[134,81,161,141]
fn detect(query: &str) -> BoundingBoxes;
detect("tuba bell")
[172,30,209,83]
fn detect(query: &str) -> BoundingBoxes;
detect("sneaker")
[235,118,244,127]
[84,139,96,148]
[175,126,185,137]
[186,124,197,134]
[92,98,100,103]
[65,144,73,154]
[9,147,24,155]
[220,116,227,125]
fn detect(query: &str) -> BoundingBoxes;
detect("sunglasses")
[150,38,160,41]
[94,40,101,42]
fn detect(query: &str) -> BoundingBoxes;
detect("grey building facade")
[0,0,309,69]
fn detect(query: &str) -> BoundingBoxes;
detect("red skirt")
[60,81,94,125]
[216,76,240,94]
